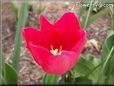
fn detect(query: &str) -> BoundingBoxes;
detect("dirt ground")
[2,1,111,84]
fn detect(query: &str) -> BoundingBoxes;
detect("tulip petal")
[55,12,82,50]
[42,51,78,75]
[71,29,86,56]
[55,12,80,34]
[28,43,53,66]
[22,27,41,47]
[40,14,52,30]
[40,14,64,49]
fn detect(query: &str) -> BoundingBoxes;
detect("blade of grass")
[79,0,90,19]
[3,63,18,84]
[87,7,110,27]
[83,0,95,29]
[0,7,2,82]
[0,74,7,84]
[0,55,4,84]
[111,5,114,33]
[0,51,6,84]
[0,43,2,84]
[12,1,28,71]
[104,5,114,83]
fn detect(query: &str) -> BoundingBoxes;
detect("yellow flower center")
[50,45,62,55]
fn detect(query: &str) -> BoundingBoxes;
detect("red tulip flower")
[22,12,86,75]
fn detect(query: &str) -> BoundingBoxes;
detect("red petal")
[55,12,80,34]
[71,30,86,56]
[55,12,82,50]
[39,14,64,49]
[28,43,53,66]
[22,27,41,48]
[26,42,79,75]
[42,51,78,75]
[40,14,52,30]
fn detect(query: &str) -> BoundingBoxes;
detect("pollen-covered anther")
[50,45,62,55]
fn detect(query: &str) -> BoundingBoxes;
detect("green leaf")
[75,76,93,84]
[80,55,101,83]
[97,47,114,84]
[3,63,18,84]
[97,34,114,84]
[73,56,95,77]
[72,55,101,83]
[101,34,114,59]
[88,61,103,84]
[87,54,100,66]
[105,75,114,84]
[12,1,28,71]
[43,74,61,84]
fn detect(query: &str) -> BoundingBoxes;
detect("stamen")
[50,45,63,55]
[51,45,54,50]
[50,49,58,55]
[59,45,62,53]
[54,49,58,53]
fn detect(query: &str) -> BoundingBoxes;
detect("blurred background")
[1,0,113,84]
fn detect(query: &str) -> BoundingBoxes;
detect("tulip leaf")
[3,63,18,84]
[12,1,28,71]
[88,63,101,84]
[43,74,61,84]
[73,56,95,77]
[75,76,93,84]
[105,75,114,84]
[101,34,114,59]
[72,55,103,83]
[97,34,114,84]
